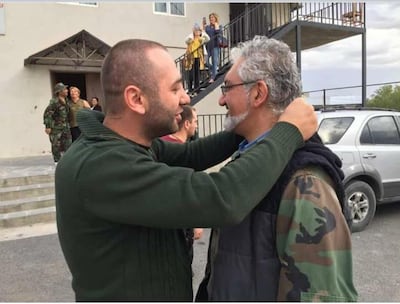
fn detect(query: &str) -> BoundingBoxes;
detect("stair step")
[0,182,54,201]
[0,194,55,214]
[0,174,54,188]
[0,206,56,228]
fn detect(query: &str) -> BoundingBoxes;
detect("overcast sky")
[301,2,400,100]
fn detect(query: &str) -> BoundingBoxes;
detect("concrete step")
[0,174,54,188]
[0,194,55,214]
[0,182,54,201]
[0,173,56,228]
[0,206,56,228]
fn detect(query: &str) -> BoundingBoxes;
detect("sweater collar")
[77,109,128,141]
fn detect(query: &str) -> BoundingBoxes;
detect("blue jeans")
[208,47,220,80]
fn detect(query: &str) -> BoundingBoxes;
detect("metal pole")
[296,22,302,75]
[361,8,367,106]
[244,3,250,40]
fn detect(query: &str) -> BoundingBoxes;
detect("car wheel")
[345,180,376,233]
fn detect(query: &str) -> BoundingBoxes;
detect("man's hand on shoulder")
[279,98,317,141]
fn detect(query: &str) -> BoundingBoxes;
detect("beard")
[223,110,249,132]
[144,97,179,139]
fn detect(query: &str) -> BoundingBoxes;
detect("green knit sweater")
[55,109,303,301]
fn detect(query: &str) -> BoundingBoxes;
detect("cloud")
[367,28,400,67]
[301,36,363,70]
[301,2,400,92]
[368,3,400,29]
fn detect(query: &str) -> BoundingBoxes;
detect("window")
[154,2,185,16]
[360,116,400,145]
[154,2,167,13]
[318,117,354,144]
[170,2,184,15]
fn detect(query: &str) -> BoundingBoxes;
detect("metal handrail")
[198,80,400,137]
[303,81,400,109]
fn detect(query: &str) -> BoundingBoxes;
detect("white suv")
[317,107,400,232]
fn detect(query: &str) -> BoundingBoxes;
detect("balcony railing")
[294,2,365,27]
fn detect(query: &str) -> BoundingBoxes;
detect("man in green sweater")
[55,39,317,301]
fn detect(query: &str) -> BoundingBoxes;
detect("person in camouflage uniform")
[196,36,358,302]
[43,82,72,163]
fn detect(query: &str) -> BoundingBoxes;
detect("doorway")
[52,73,87,100]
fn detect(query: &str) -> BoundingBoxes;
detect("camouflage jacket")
[201,134,358,302]
[43,98,70,130]
[276,167,357,301]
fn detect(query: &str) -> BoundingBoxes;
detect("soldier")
[196,36,358,301]
[43,82,72,163]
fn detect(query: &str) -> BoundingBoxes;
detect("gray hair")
[231,36,302,114]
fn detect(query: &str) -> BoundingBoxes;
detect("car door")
[357,113,400,201]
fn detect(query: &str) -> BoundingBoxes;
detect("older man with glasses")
[196,36,357,302]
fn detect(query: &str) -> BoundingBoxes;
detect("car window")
[318,117,354,144]
[360,115,400,145]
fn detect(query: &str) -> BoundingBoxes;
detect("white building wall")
[194,88,226,115]
[0,2,229,158]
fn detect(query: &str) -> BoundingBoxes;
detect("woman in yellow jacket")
[184,23,210,95]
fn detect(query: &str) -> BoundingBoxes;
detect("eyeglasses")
[220,81,258,96]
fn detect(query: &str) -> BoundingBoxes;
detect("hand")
[45,128,51,135]
[193,228,203,240]
[278,97,317,141]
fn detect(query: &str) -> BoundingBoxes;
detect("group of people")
[43,83,102,163]
[184,12,222,95]
[55,35,358,302]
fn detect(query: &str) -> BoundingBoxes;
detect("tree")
[366,85,400,110]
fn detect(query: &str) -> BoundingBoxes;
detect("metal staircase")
[175,2,366,106]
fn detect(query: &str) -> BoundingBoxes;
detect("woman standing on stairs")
[184,23,209,95]
[204,12,221,83]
